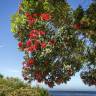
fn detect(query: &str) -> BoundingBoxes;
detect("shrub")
[0,75,51,96]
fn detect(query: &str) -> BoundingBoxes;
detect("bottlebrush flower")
[32,13,40,17]
[41,42,47,48]
[55,78,64,84]
[34,40,40,46]
[47,81,54,88]
[26,15,37,25]
[27,58,35,65]
[39,30,45,36]
[28,45,37,52]
[49,39,56,45]
[31,29,38,33]
[40,13,51,21]
[73,23,81,29]
[25,12,30,17]
[29,33,37,38]
[34,71,43,82]
[18,41,23,48]
[26,39,31,47]
[28,18,37,25]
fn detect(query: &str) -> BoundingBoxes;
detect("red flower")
[41,42,47,48]
[29,33,37,38]
[47,81,54,88]
[44,61,49,66]
[34,40,40,46]
[28,45,37,52]
[73,23,81,29]
[25,12,30,17]
[27,58,35,65]
[28,17,37,25]
[34,71,43,82]
[55,78,64,84]
[40,13,51,21]
[32,13,40,17]
[39,30,45,36]
[26,15,37,25]
[30,30,38,33]
[18,41,23,48]
[49,39,56,45]
[32,13,37,17]
[26,40,31,47]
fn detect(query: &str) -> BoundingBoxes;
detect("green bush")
[8,87,50,96]
[0,75,51,96]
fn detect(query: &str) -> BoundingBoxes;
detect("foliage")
[11,0,96,87]
[0,75,51,96]
[0,74,3,79]
[8,88,49,96]
[80,65,96,86]
[73,5,84,23]
[74,1,96,86]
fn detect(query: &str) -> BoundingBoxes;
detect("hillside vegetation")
[0,74,51,96]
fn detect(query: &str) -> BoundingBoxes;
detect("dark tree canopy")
[11,0,96,87]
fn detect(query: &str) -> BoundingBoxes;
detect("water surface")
[49,91,96,96]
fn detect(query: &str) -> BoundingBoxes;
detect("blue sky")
[0,0,95,91]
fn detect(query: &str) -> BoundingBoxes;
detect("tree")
[11,0,96,87]
[73,5,84,23]
[0,73,3,78]
[80,64,96,86]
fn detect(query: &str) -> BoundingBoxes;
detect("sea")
[49,91,96,96]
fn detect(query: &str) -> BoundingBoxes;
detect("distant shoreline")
[49,91,96,94]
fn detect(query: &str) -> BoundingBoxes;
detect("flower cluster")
[18,12,52,53]
[15,2,59,87]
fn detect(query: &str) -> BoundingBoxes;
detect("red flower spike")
[26,40,31,47]
[25,12,30,17]
[27,58,35,65]
[34,71,43,82]
[32,13,40,17]
[27,16,37,25]
[47,82,54,88]
[27,15,33,20]
[73,23,81,29]
[55,78,64,84]
[49,39,56,45]
[40,13,51,21]
[28,45,37,52]
[18,41,23,48]
[30,30,38,33]
[41,42,47,48]
[32,13,39,17]
[29,33,37,39]
[37,13,40,16]
[34,40,40,46]
[39,30,45,36]
[28,19,36,25]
